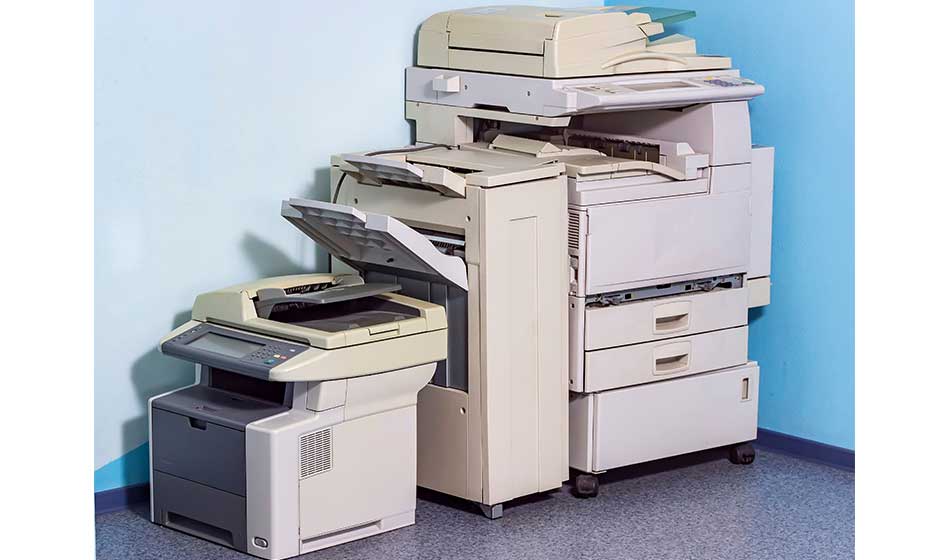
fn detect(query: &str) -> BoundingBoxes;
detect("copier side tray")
[282,198,469,291]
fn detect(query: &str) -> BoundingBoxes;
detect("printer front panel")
[149,366,293,556]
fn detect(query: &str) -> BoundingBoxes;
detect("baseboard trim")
[95,482,150,515]
[757,428,854,471]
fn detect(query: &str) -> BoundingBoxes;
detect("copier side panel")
[296,406,417,550]
[749,146,775,280]
[584,190,752,295]
[477,176,569,505]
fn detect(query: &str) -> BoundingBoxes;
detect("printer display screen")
[186,332,264,358]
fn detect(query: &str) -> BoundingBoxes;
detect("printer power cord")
[331,143,455,204]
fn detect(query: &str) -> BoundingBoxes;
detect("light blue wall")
[605,0,855,449]
[93,0,593,492]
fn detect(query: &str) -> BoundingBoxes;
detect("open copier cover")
[151,199,467,559]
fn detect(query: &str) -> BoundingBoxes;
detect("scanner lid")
[282,198,469,291]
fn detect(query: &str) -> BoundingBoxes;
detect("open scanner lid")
[282,198,469,291]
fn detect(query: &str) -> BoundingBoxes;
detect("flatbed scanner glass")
[186,332,264,358]
[266,297,420,333]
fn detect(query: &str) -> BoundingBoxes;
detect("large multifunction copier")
[149,199,468,558]
[329,4,774,504]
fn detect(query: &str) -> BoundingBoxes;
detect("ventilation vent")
[568,211,581,252]
[299,428,333,479]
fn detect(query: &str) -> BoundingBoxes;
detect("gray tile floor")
[95,448,854,560]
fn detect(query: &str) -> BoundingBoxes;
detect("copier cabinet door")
[583,190,751,294]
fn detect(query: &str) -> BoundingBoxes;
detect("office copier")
[396,5,773,499]
[149,199,465,558]
[329,145,569,518]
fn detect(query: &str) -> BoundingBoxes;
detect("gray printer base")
[149,373,289,557]
[152,470,248,552]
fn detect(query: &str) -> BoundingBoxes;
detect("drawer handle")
[654,301,691,334]
[653,341,691,375]
[656,313,688,330]
[655,353,689,374]
[188,418,207,430]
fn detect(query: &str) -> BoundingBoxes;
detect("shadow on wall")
[240,167,334,278]
[242,233,308,277]
[119,309,194,486]
[242,166,331,277]
[305,166,332,272]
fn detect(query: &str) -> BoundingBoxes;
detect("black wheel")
[572,473,600,498]
[729,443,756,465]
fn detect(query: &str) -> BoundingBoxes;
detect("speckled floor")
[96,448,854,560]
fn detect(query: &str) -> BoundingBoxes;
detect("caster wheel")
[572,473,600,498]
[729,443,756,465]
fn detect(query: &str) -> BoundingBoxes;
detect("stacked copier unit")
[403,5,774,497]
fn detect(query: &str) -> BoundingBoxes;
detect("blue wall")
[605,0,855,449]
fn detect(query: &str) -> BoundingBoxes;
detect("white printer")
[375,4,774,498]
[150,199,466,558]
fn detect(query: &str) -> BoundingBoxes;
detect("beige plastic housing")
[163,274,450,383]
[417,6,730,78]
[569,362,759,472]
[330,147,569,510]
[243,363,436,558]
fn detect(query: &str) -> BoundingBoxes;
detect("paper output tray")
[282,198,469,291]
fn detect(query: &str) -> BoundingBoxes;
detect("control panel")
[700,76,757,88]
[161,322,310,380]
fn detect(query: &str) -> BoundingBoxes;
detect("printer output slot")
[209,367,290,406]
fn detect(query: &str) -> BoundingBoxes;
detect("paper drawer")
[583,325,747,392]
